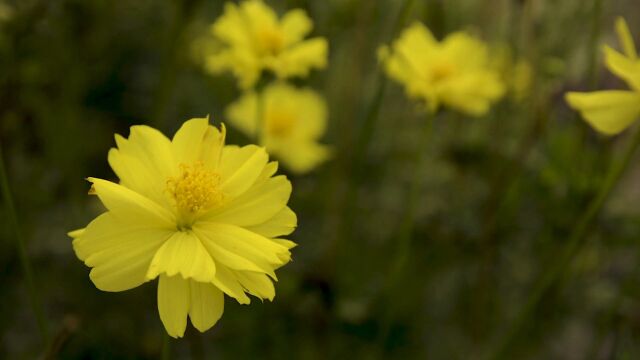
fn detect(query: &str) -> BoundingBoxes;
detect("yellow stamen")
[167,162,224,218]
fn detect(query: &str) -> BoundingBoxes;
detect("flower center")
[430,62,456,82]
[166,162,224,224]
[266,110,296,137]
[257,27,285,55]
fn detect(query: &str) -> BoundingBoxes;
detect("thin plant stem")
[376,110,434,353]
[0,142,49,345]
[587,0,604,89]
[489,125,640,360]
[161,332,171,360]
[331,0,416,270]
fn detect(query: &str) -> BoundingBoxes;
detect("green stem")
[376,110,434,351]
[587,0,604,89]
[490,125,640,360]
[161,332,171,360]
[332,0,416,269]
[0,142,49,345]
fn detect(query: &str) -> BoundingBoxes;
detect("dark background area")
[2,0,640,358]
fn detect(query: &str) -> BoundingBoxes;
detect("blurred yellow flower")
[566,17,640,135]
[202,0,328,89]
[379,22,505,116]
[492,45,533,102]
[226,82,331,174]
[70,118,297,338]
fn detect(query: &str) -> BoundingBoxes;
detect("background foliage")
[2,0,640,358]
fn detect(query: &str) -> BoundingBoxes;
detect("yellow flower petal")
[68,228,85,239]
[234,271,275,301]
[74,213,173,292]
[147,231,216,282]
[219,145,268,197]
[204,175,291,227]
[158,274,190,338]
[566,90,640,135]
[189,280,224,332]
[616,17,637,59]
[172,118,226,168]
[272,37,328,78]
[194,227,268,274]
[193,222,288,276]
[113,125,176,180]
[108,148,166,207]
[225,90,258,136]
[245,206,297,238]
[603,46,640,91]
[270,141,331,174]
[281,9,312,46]
[88,178,175,227]
[211,263,251,304]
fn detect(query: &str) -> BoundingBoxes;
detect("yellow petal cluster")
[226,83,331,174]
[566,17,640,135]
[202,0,328,89]
[379,22,505,116]
[70,118,297,338]
[492,45,533,102]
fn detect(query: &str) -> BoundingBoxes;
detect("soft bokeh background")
[2,0,640,358]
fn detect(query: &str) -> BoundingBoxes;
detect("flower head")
[566,17,640,135]
[379,22,505,116]
[70,118,297,338]
[226,82,331,174]
[202,0,328,89]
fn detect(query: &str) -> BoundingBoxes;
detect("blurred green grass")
[2,0,640,358]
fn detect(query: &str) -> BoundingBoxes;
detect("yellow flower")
[202,0,328,89]
[226,82,331,174]
[566,17,640,135]
[69,118,297,338]
[379,22,505,116]
[492,45,533,102]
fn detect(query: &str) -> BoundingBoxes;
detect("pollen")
[266,110,296,137]
[167,162,224,216]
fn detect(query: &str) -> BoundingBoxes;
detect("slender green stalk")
[332,0,416,269]
[587,0,604,89]
[0,143,49,345]
[490,125,640,360]
[376,111,434,352]
[161,332,171,360]
[152,0,187,129]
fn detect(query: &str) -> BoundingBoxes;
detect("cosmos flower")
[379,22,505,116]
[226,82,331,174]
[492,45,533,102]
[566,17,640,135]
[202,0,328,89]
[70,118,297,338]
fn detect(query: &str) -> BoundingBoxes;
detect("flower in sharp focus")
[379,22,505,116]
[201,0,328,89]
[226,82,331,174]
[566,17,640,135]
[69,118,297,338]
